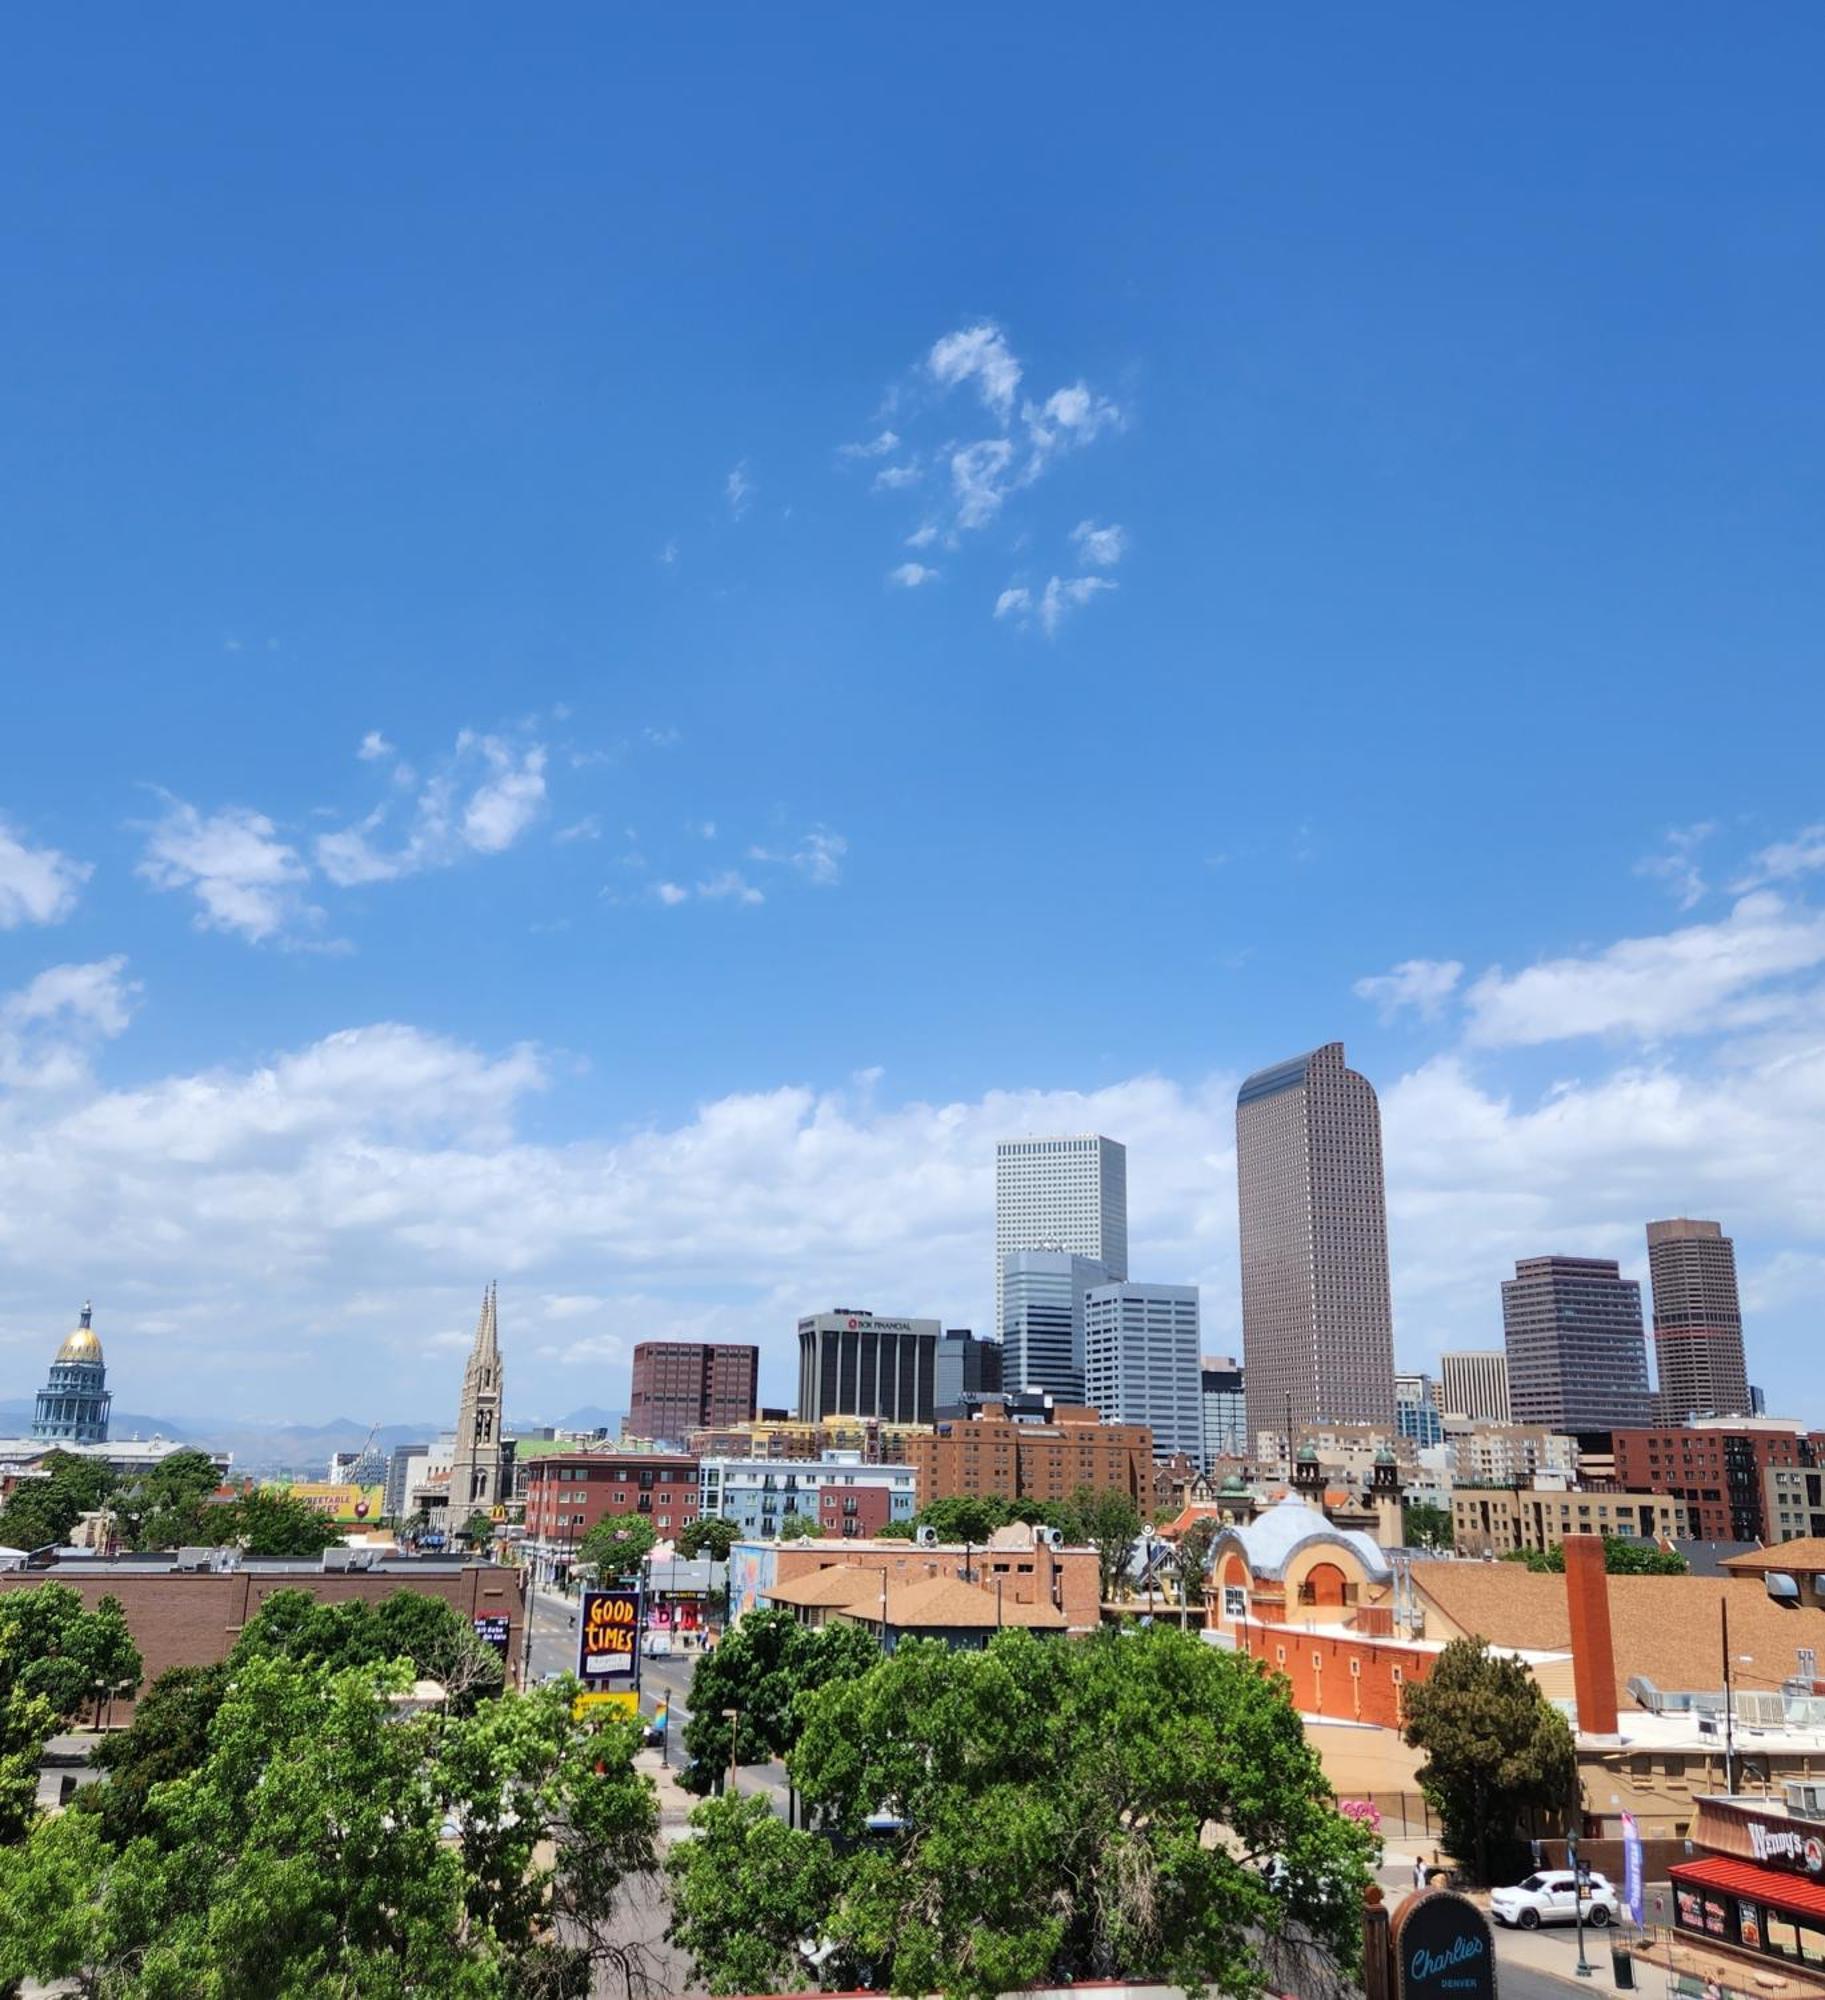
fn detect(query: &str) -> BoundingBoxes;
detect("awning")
[1766,1573,1800,1600]
[1671,1857,1825,1922]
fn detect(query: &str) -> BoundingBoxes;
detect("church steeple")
[445,1283,506,1516]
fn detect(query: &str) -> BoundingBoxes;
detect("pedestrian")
[1414,1855,1427,1892]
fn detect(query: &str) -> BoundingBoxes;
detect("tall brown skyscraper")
[627,1340,759,1443]
[1501,1256,1655,1431]
[1236,1042,1396,1441]
[1647,1218,1751,1420]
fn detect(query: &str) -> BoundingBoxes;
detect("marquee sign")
[1394,1890,1497,2000]
[578,1588,640,1681]
[1747,1821,1825,1876]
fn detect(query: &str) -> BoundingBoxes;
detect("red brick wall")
[0,1565,527,1712]
[1234,1620,1429,1728]
[523,1453,699,1543]
[765,1541,1104,1633]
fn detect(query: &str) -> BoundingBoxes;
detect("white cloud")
[137,799,318,945]
[698,870,765,906]
[658,539,679,566]
[905,525,940,550]
[315,732,548,886]
[1353,958,1466,1022]
[654,882,690,907]
[889,562,938,589]
[1027,382,1121,455]
[0,819,91,929]
[687,821,717,840]
[1000,575,1118,636]
[747,827,846,887]
[1464,892,1825,1047]
[1740,825,1825,890]
[725,463,753,518]
[838,430,901,460]
[555,815,602,845]
[1637,822,1714,909]
[356,731,394,762]
[872,462,922,491]
[1070,520,1127,568]
[927,323,1022,419]
[0,956,139,1092]
[950,438,1016,530]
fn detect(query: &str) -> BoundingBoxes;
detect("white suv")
[1490,1870,1620,1929]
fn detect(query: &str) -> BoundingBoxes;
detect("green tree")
[228,1585,505,1709]
[1068,1484,1143,1599]
[669,1624,1373,2000]
[874,1519,916,1540]
[79,1663,229,1848]
[0,1656,663,1997]
[0,1451,116,1552]
[0,1583,142,1726]
[1498,1537,1687,1576]
[1401,1502,1453,1551]
[666,1792,845,1995]
[679,1608,878,1792]
[579,1510,658,1581]
[912,1494,1012,1544]
[777,1511,822,1541]
[678,1515,739,1562]
[112,1448,224,1551]
[1173,1516,1220,1615]
[460,1508,496,1546]
[1402,1636,1576,1885]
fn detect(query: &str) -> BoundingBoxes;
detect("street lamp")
[724,1706,741,1797]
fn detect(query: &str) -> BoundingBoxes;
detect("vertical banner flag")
[1622,1809,1645,1926]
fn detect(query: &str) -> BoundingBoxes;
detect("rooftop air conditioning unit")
[1785,1781,1825,1820]
[174,1547,213,1571]
[1736,1692,1789,1729]
[915,1526,938,1548]
[1034,1526,1064,1548]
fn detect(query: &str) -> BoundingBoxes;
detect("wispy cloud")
[315,732,548,886]
[0,818,90,929]
[698,870,765,905]
[725,463,753,518]
[748,827,846,886]
[1738,823,1825,891]
[888,562,939,589]
[658,538,679,566]
[996,574,1118,636]
[838,430,901,460]
[927,324,1022,419]
[137,798,320,945]
[1070,519,1127,569]
[1637,822,1714,909]
[356,731,395,762]
[654,881,689,907]
[555,815,602,845]
[1353,958,1466,1022]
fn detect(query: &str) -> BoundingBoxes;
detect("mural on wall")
[730,1542,777,1623]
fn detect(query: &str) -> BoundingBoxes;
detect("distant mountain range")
[0,1403,626,1475]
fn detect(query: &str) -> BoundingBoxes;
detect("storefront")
[1669,1798,1825,1986]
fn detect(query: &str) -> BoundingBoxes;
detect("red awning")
[1672,1857,1825,1923]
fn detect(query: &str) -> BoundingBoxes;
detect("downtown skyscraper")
[1501,1255,1655,1431]
[1647,1217,1752,1420]
[994,1134,1127,1341]
[1235,1042,1396,1440]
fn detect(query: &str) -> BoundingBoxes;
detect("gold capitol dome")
[56,1302,104,1366]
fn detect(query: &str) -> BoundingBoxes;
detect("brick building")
[0,1558,526,1711]
[684,1416,929,1464]
[626,1341,758,1445]
[699,1454,916,1539]
[1450,1483,1687,1557]
[1610,1421,1825,1543]
[523,1450,698,1579]
[905,1402,1153,1508]
[748,1526,1103,1633]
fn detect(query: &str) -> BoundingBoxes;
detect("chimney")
[1563,1533,1618,1737]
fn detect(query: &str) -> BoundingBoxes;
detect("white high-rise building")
[1085,1282,1202,1463]
[1001,1249,1111,1403]
[995,1134,1127,1341]
[1439,1350,1511,1423]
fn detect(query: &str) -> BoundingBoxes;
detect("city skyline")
[3,13,1823,1425]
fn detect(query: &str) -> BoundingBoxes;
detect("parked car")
[1490,1870,1619,1929]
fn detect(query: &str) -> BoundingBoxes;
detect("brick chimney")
[1563,1533,1618,1737]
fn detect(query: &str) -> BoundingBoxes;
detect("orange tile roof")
[1723,1539,1825,1574]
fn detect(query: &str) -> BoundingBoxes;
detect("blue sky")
[2,7,1824,1429]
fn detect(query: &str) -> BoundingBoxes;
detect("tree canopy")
[0,1656,663,1997]
[677,1515,738,1562]
[1402,1635,1576,1884]
[1400,1501,1453,1551]
[776,1512,822,1541]
[669,1624,1374,2000]
[0,1450,115,1552]
[1501,1537,1687,1575]
[579,1511,658,1580]
[679,1606,880,1792]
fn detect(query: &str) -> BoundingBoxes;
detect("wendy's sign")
[1394,1890,1497,2000]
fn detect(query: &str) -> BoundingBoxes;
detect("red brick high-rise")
[627,1341,759,1445]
